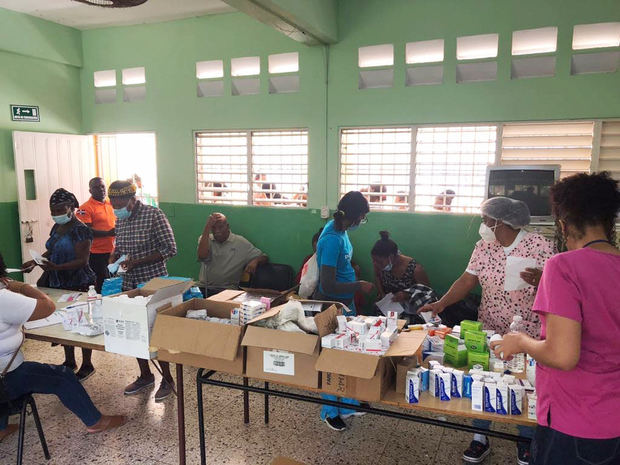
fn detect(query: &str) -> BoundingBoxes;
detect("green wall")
[79,1,620,294]
[0,9,83,269]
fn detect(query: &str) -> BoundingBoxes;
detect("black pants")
[532,425,620,465]
[89,253,110,294]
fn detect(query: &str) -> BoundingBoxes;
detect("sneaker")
[76,366,96,383]
[463,440,491,463]
[124,376,155,395]
[324,415,347,431]
[154,379,174,402]
[341,402,370,419]
[517,442,530,465]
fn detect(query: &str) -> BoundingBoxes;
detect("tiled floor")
[1,340,522,464]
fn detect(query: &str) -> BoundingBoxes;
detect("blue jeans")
[0,362,101,429]
[531,425,620,465]
[472,418,534,439]
[320,395,360,420]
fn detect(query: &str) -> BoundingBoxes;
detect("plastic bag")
[299,254,319,298]
[101,276,123,296]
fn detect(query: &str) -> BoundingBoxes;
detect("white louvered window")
[195,129,308,207]
[340,128,412,211]
[501,122,594,178]
[599,121,620,181]
[414,126,497,213]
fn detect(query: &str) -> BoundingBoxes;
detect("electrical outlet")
[320,206,330,219]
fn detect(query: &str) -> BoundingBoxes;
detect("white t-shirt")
[0,288,36,373]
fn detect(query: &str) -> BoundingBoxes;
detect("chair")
[0,393,50,464]
[248,263,296,292]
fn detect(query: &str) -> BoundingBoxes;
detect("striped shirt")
[114,201,177,291]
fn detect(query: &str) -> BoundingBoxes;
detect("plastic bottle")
[507,315,525,372]
[87,285,97,324]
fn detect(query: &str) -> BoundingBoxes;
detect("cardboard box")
[396,356,419,394]
[103,278,192,359]
[209,286,296,307]
[315,306,426,402]
[241,303,321,388]
[150,298,245,375]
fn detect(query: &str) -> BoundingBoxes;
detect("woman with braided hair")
[21,188,97,381]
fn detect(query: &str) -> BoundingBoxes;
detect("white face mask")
[479,221,498,243]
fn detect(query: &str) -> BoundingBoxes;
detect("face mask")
[114,207,131,220]
[479,222,498,243]
[52,214,71,225]
[383,259,393,272]
[348,224,360,231]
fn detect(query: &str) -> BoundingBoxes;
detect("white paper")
[263,350,295,376]
[376,293,405,316]
[29,249,48,265]
[6,268,22,273]
[505,256,537,291]
[24,312,63,330]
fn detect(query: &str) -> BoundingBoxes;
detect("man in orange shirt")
[71,178,115,381]
[77,177,116,293]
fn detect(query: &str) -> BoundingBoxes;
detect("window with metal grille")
[501,122,594,178]
[340,127,412,211]
[195,129,308,207]
[414,125,497,213]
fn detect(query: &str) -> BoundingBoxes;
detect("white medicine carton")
[103,278,191,359]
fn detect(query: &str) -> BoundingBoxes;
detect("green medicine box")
[444,334,460,349]
[464,330,487,353]
[444,344,468,367]
[467,350,490,370]
[460,320,483,339]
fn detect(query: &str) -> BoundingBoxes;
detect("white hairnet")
[481,197,531,228]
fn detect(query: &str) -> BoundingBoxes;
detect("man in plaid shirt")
[108,180,178,402]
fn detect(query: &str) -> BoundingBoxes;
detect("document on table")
[505,256,537,291]
[24,312,63,330]
[376,293,405,316]
[57,292,82,303]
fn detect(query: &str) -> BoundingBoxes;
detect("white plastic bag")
[299,253,319,298]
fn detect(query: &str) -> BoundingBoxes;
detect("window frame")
[194,127,309,209]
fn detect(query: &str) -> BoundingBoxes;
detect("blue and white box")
[439,372,451,401]
[483,381,497,413]
[405,373,420,404]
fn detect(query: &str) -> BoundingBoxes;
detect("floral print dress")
[466,230,555,338]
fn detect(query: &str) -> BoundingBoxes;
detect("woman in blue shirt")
[22,189,96,381]
[313,191,374,431]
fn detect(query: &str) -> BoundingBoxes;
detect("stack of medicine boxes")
[445,320,490,370]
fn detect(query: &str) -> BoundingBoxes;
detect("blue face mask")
[383,260,393,272]
[114,207,131,220]
[52,214,71,225]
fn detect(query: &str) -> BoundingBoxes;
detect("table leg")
[176,364,186,465]
[197,369,207,465]
[264,382,269,424]
[243,377,250,424]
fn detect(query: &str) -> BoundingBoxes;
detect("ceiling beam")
[223,0,338,45]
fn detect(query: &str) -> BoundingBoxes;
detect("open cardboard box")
[241,302,322,388]
[150,298,245,375]
[208,286,297,307]
[314,306,427,402]
[103,278,192,359]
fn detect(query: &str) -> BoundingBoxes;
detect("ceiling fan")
[73,0,148,7]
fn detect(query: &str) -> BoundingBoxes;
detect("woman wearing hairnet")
[419,197,555,465]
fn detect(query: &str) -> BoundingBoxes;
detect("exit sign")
[11,105,40,122]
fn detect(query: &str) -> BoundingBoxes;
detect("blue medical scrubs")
[315,220,360,420]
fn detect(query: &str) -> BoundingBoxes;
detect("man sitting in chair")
[197,213,268,297]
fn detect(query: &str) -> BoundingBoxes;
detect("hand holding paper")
[505,256,537,291]
[376,293,405,316]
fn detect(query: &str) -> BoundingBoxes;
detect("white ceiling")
[0,0,235,29]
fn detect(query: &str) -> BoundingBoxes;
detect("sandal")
[86,415,128,434]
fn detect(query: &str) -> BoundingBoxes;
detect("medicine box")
[444,334,460,349]
[467,350,490,370]
[464,330,487,353]
[460,320,483,339]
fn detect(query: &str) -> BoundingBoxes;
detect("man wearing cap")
[197,212,267,297]
[76,178,116,293]
[108,180,178,402]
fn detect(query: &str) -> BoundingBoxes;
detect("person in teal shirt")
[313,191,374,431]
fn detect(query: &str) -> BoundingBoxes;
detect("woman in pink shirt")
[492,172,620,465]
